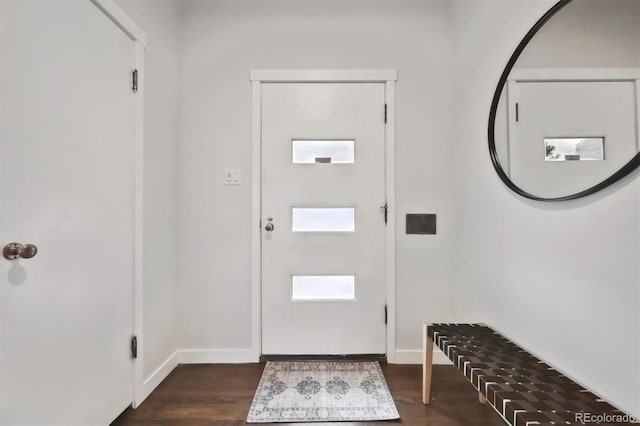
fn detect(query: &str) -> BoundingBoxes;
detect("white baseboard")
[178,348,253,364]
[394,348,453,365]
[135,350,180,407]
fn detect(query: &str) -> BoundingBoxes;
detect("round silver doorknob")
[265,223,275,232]
[3,242,38,260]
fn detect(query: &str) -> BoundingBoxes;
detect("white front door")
[261,83,387,355]
[0,1,136,424]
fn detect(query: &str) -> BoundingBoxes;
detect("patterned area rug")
[247,361,400,423]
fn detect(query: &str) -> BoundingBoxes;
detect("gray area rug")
[246,361,400,423]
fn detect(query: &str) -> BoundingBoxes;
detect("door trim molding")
[508,67,640,82]
[384,80,396,363]
[90,0,147,46]
[90,0,147,409]
[131,40,145,408]
[250,69,398,362]
[250,69,397,83]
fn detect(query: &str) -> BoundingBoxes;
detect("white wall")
[176,0,456,357]
[114,0,180,382]
[451,0,640,417]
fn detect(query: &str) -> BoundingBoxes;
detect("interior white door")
[0,1,135,424]
[261,83,387,355]
[509,80,638,198]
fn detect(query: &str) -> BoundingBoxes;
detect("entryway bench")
[422,323,629,425]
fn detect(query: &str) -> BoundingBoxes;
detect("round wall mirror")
[488,0,640,201]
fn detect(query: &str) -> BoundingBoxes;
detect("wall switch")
[225,168,240,185]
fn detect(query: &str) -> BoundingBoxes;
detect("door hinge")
[384,103,387,124]
[380,203,388,224]
[131,335,138,359]
[132,69,139,93]
[384,305,388,325]
[515,102,519,122]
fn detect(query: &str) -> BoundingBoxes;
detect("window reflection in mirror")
[544,137,604,162]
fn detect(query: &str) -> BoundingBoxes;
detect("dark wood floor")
[112,364,505,425]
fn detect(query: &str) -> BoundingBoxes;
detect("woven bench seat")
[422,323,631,425]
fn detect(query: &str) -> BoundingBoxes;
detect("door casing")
[91,0,148,408]
[84,0,148,409]
[250,69,397,362]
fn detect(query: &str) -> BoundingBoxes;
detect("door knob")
[265,217,274,232]
[3,242,38,260]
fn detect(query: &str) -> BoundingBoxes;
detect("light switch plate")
[225,168,240,185]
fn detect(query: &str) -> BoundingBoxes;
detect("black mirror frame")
[487,0,640,202]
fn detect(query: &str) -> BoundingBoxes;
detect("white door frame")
[90,0,147,408]
[250,69,397,362]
